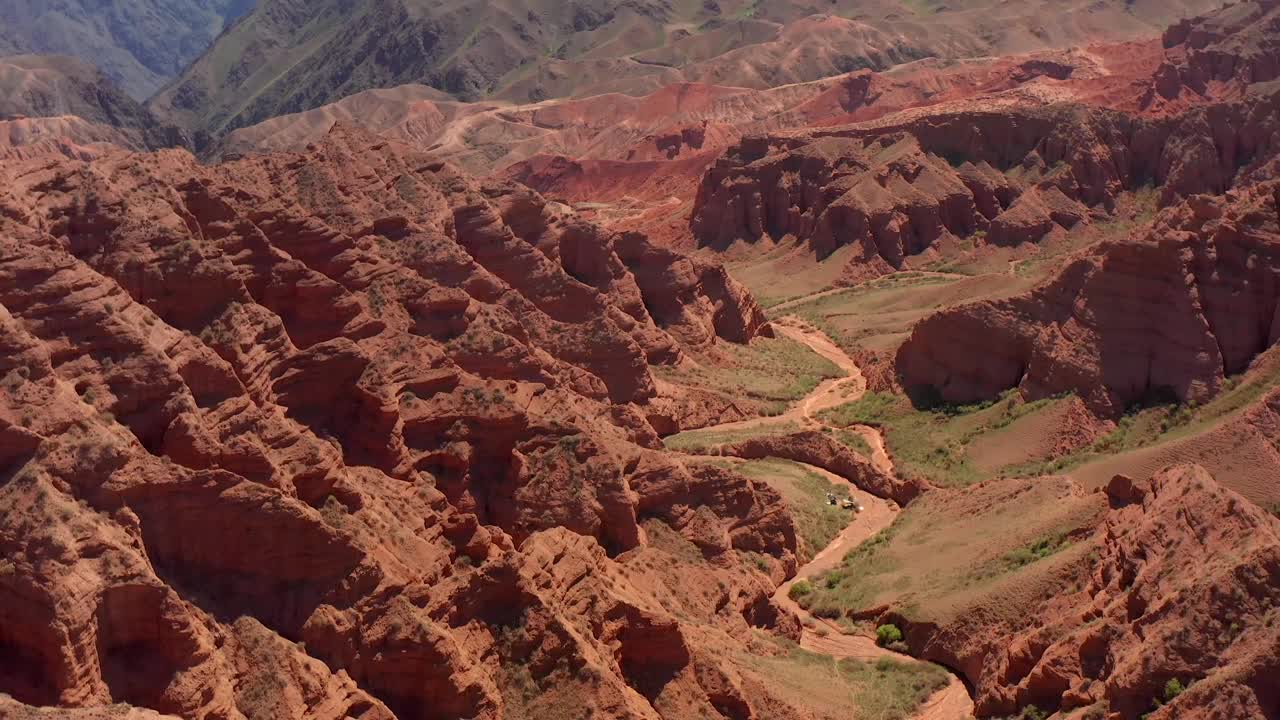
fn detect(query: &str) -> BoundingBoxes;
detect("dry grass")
[656,335,841,415]
[723,239,864,308]
[663,419,801,452]
[967,397,1083,472]
[777,191,1156,356]
[738,642,950,720]
[798,476,1106,626]
[786,271,1035,355]
[826,426,874,457]
[818,390,1070,487]
[1010,347,1280,498]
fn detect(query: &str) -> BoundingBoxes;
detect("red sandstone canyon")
[2,2,1280,720]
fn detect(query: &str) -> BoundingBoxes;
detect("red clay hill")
[3,2,1280,720]
[0,126,831,719]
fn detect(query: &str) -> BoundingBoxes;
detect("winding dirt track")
[690,318,974,720]
[775,319,894,474]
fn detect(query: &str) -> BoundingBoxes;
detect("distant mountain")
[147,0,1222,147]
[0,0,256,100]
[0,54,185,152]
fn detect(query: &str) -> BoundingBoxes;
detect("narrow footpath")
[683,317,974,720]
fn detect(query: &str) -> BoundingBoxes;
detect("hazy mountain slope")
[148,0,1223,147]
[2,55,156,127]
[146,0,741,146]
[0,54,185,153]
[0,0,255,99]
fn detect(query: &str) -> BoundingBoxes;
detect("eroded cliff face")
[846,3,1280,417]
[692,87,1280,269]
[898,465,1280,720]
[1150,0,1280,108]
[896,179,1280,415]
[688,0,1280,278]
[0,127,803,720]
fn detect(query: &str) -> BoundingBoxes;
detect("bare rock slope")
[0,127,814,720]
[149,0,1222,145]
[909,466,1280,719]
[0,0,252,99]
[895,138,1280,416]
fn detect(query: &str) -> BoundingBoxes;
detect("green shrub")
[875,623,903,646]
[1020,706,1048,720]
[1004,533,1069,570]
[789,580,813,600]
[1163,678,1185,703]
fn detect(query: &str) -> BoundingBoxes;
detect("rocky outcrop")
[614,231,772,346]
[691,131,1026,268]
[886,7,1280,415]
[904,465,1280,719]
[716,430,927,506]
[1149,0,1280,106]
[691,36,1280,270]
[0,127,805,719]
[896,181,1280,415]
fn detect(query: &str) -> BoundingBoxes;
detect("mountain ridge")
[0,0,254,100]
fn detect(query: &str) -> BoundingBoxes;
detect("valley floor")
[667,319,976,719]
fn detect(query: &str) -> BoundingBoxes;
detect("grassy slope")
[664,419,873,457]
[791,272,1034,354]
[739,641,950,720]
[819,390,1072,488]
[807,317,1280,502]
[723,240,866,309]
[762,190,1159,356]
[828,427,874,457]
[798,476,1105,626]
[1023,347,1280,505]
[655,334,841,416]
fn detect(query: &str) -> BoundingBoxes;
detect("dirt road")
[774,319,894,473]
[676,318,895,473]
[717,319,975,720]
[768,460,974,720]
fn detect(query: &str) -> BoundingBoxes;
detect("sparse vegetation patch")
[655,335,841,416]
[729,458,853,562]
[739,645,949,720]
[818,390,1070,487]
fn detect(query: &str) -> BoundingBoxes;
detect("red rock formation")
[0,128,807,719]
[897,179,1280,416]
[884,6,1280,416]
[689,100,1155,268]
[689,87,1280,262]
[716,430,927,506]
[896,465,1280,719]
[1148,0,1280,108]
[688,0,1280,269]
[0,55,186,154]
